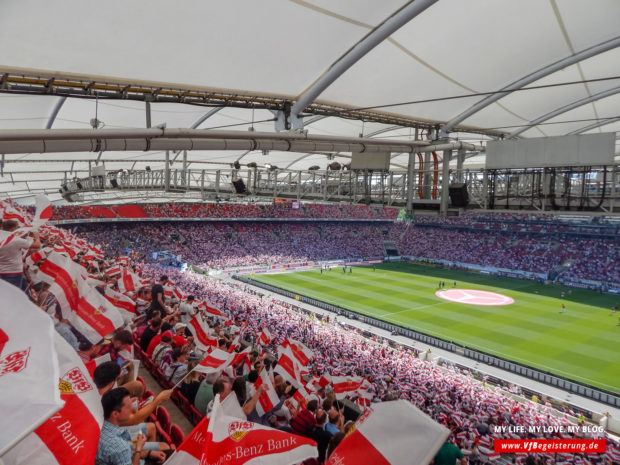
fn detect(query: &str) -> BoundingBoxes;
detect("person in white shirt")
[178,295,196,325]
[0,220,40,289]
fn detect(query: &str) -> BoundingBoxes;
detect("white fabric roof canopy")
[0,0,618,202]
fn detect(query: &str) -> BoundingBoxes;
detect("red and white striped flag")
[326,400,449,465]
[331,376,363,400]
[275,345,304,388]
[3,332,104,465]
[115,256,130,266]
[195,348,234,375]
[201,394,317,465]
[72,283,124,344]
[117,267,141,294]
[104,266,122,278]
[230,346,252,368]
[281,338,313,366]
[289,385,311,410]
[253,368,280,417]
[306,374,331,392]
[33,194,53,228]
[103,287,136,324]
[257,328,271,346]
[188,314,217,353]
[203,304,227,319]
[0,281,63,456]
[37,251,82,316]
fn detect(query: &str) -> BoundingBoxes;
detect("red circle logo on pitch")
[436,289,514,306]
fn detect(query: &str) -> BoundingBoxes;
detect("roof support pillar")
[288,0,438,126]
[456,148,466,182]
[440,148,451,216]
[406,152,415,214]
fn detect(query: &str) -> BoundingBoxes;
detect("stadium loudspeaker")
[110,179,119,188]
[449,183,469,207]
[232,177,247,194]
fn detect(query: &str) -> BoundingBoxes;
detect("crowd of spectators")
[2,197,620,464]
[50,202,398,221]
[75,219,619,284]
[77,222,387,270]
[136,265,620,464]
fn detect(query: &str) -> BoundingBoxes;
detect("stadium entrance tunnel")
[436,289,514,306]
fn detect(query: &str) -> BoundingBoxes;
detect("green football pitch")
[252,262,620,394]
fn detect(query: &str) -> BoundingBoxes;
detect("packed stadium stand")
[2,1,620,464]
[2,198,619,465]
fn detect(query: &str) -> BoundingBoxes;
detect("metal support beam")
[509,85,620,138]
[440,149,451,215]
[145,101,152,128]
[567,116,620,135]
[46,96,67,129]
[456,148,465,182]
[423,152,431,199]
[611,167,617,214]
[164,150,170,191]
[290,0,438,121]
[441,36,620,135]
[406,152,415,213]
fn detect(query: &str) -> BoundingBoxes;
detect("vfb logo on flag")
[0,347,31,376]
[228,421,254,442]
[58,367,93,394]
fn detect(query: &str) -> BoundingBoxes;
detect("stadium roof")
[0,0,619,202]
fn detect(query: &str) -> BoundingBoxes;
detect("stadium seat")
[190,405,204,425]
[172,390,193,417]
[136,376,146,394]
[156,406,171,435]
[170,424,185,448]
[143,356,156,374]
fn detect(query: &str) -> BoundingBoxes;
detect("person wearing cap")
[174,322,188,338]
[146,326,170,358]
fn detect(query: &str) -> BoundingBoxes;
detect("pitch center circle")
[435,289,514,306]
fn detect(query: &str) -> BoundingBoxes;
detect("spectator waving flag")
[117,267,141,294]
[326,400,449,465]
[201,394,317,465]
[195,348,234,375]
[3,332,104,465]
[331,376,364,400]
[281,338,313,366]
[275,345,304,388]
[230,346,252,367]
[103,287,136,324]
[72,283,124,344]
[253,368,280,417]
[257,328,271,346]
[188,314,217,352]
[32,194,53,228]
[203,304,227,320]
[37,251,85,315]
[0,281,63,456]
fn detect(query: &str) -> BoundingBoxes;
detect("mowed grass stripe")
[253,263,620,393]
